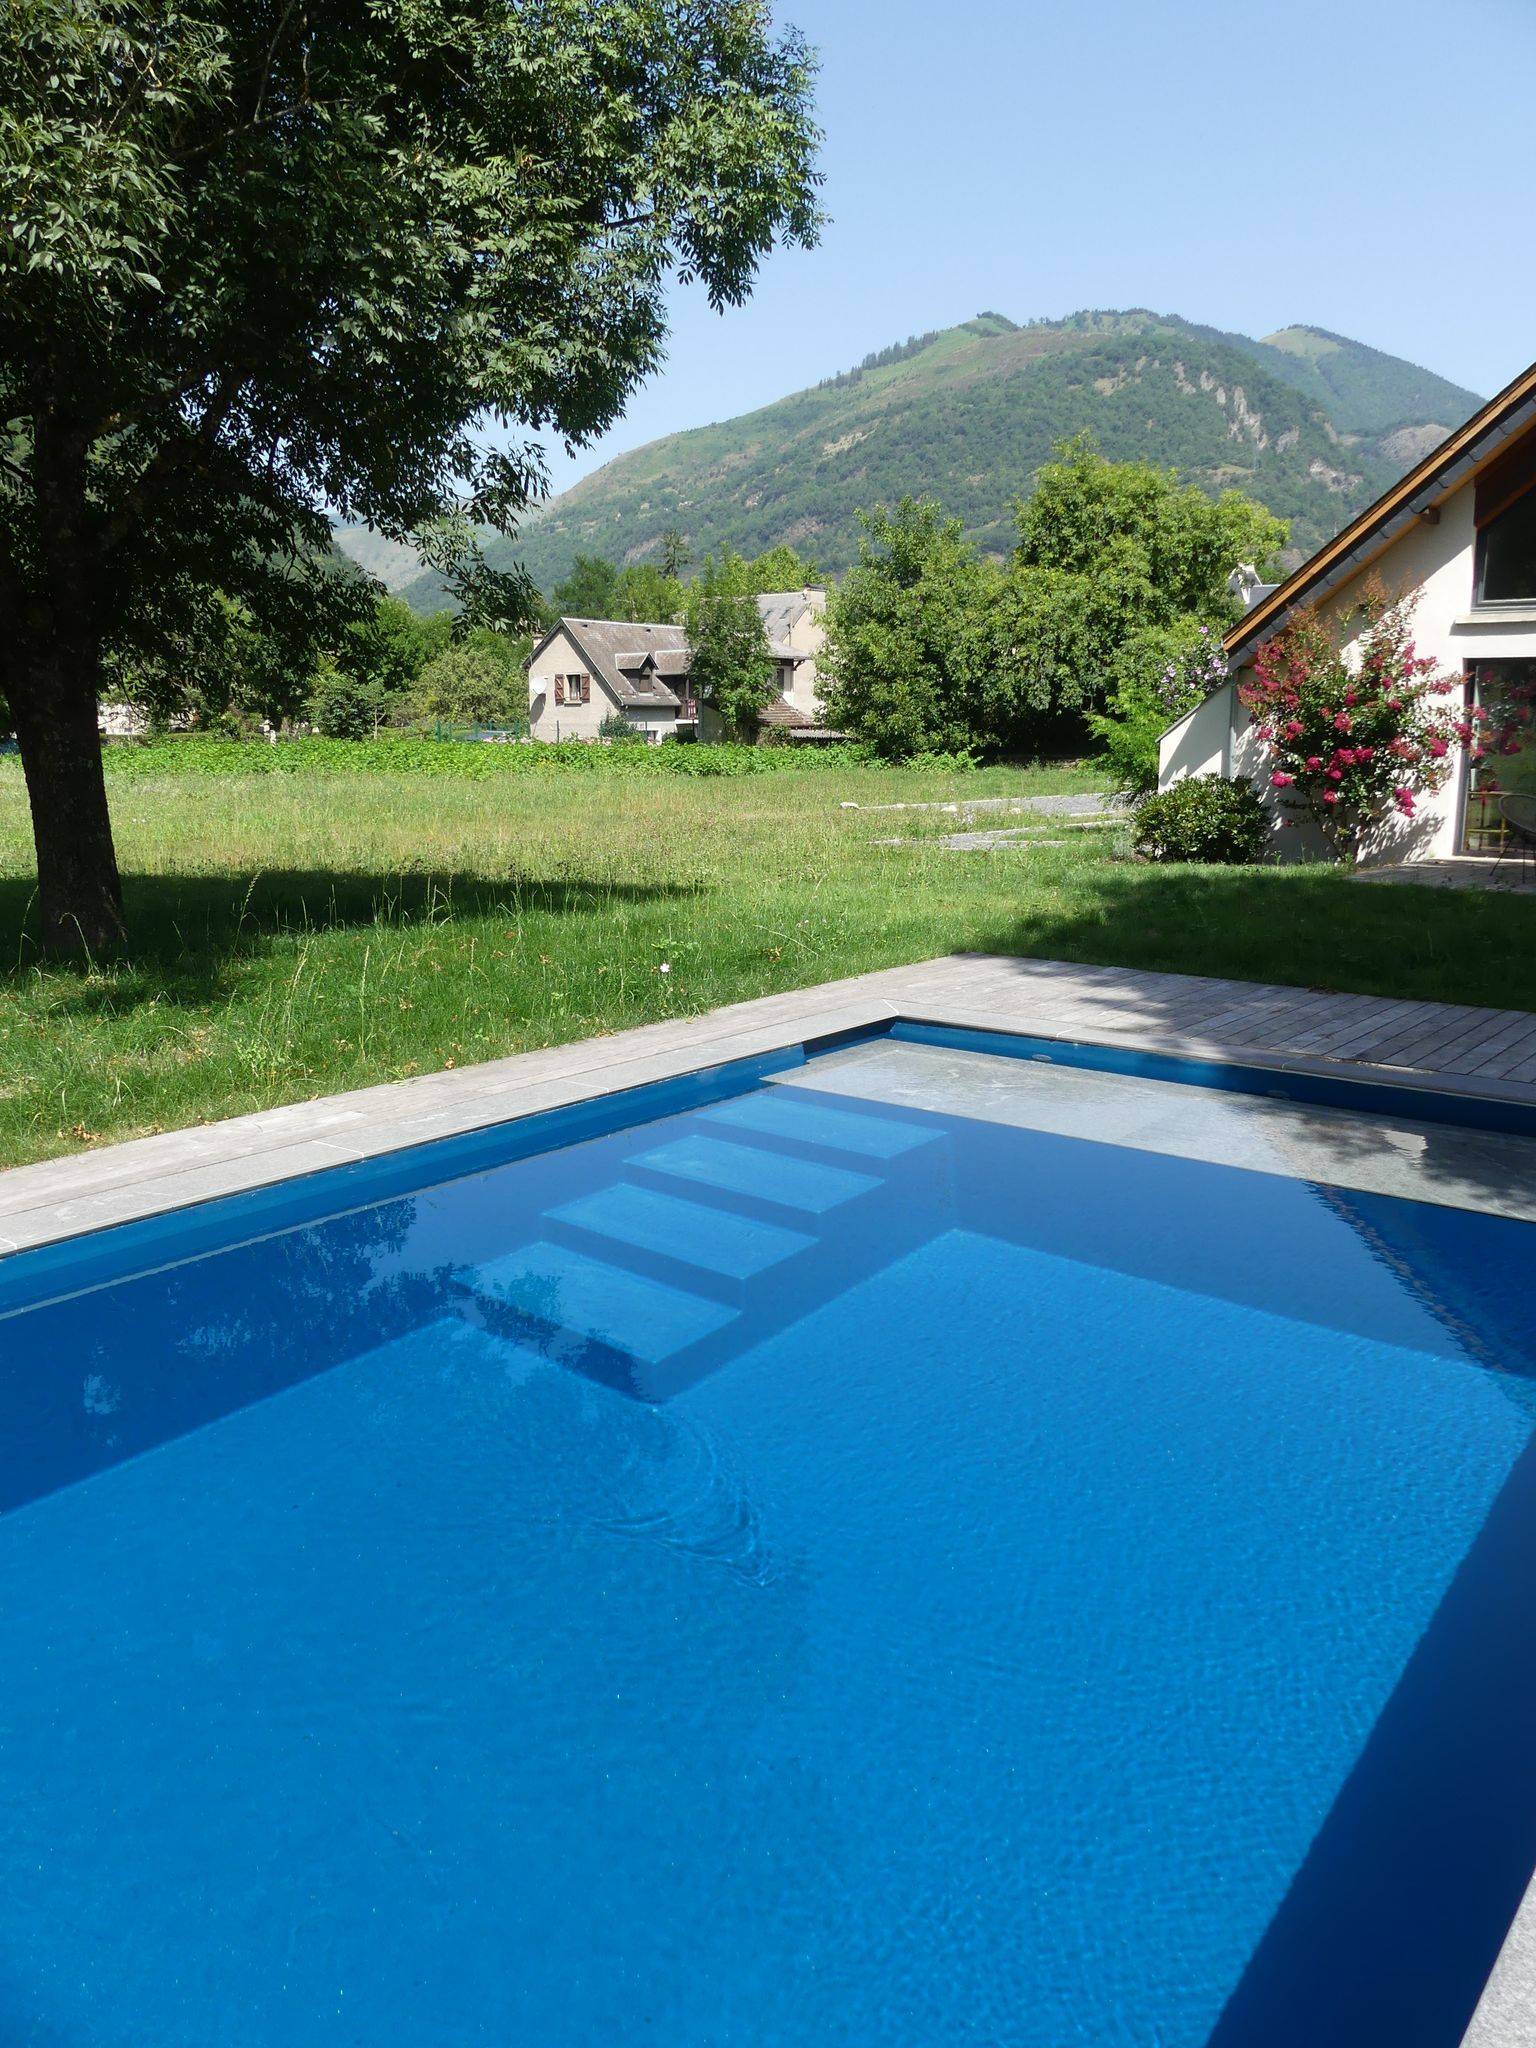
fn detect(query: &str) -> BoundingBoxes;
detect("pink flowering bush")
[1239,586,1467,861]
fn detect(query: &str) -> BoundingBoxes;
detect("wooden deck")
[882,954,1536,1086]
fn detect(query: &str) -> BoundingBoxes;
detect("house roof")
[1223,354,1536,666]
[756,589,826,647]
[758,697,815,730]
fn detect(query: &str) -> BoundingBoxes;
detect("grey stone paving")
[1355,855,1536,894]
[1466,1872,1536,2046]
[929,826,1085,850]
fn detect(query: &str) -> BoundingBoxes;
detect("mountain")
[328,525,433,593]
[358,310,1481,611]
[1219,324,1479,438]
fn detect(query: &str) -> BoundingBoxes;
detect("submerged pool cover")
[3,1023,1536,2046]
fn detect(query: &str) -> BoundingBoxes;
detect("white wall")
[624,709,677,743]
[1158,684,1233,784]
[768,593,829,720]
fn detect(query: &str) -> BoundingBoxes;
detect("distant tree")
[820,501,1004,758]
[112,586,453,736]
[0,0,821,954]
[660,528,693,580]
[414,642,525,728]
[552,555,623,620]
[613,563,686,623]
[685,554,776,736]
[334,597,452,700]
[107,589,326,734]
[743,542,821,591]
[311,669,398,739]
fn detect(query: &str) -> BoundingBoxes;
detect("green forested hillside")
[368,310,1481,611]
[1234,325,1480,437]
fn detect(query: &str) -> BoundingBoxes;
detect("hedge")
[52,735,979,780]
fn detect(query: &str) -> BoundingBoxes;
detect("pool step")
[625,1135,881,1215]
[455,1086,956,1401]
[546,1182,816,1283]
[462,1240,738,1368]
[699,1093,939,1160]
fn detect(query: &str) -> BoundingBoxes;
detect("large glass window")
[1475,487,1536,604]
[1462,660,1536,851]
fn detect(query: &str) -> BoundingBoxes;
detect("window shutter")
[554,676,565,705]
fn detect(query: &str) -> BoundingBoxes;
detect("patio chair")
[1493,792,1536,882]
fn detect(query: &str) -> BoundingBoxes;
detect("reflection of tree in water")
[5,1195,437,1513]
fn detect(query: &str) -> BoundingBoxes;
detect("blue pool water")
[3,1032,1536,2046]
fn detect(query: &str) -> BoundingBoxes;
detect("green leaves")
[820,501,1002,760]
[822,450,1285,762]
[0,0,822,674]
[1133,776,1268,865]
[683,549,775,735]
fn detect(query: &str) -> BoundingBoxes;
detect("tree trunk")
[8,642,127,961]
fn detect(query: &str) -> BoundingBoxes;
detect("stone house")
[526,591,839,743]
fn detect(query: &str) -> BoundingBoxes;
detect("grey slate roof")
[756,589,825,660]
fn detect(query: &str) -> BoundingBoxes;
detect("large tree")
[1003,435,1287,715]
[820,500,1006,759]
[0,0,821,954]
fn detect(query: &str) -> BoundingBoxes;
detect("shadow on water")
[1202,1422,1536,2048]
[0,869,693,1008]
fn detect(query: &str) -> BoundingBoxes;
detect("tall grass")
[2,760,1533,1166]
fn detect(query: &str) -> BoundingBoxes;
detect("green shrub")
[1133,775,1269,864]
[310,672,397,739]
[597,712,648,744]
[1087,620,1228,798]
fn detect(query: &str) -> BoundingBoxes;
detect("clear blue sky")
[535,0,1536,497]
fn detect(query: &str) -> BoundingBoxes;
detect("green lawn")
[3,757,1534,1168]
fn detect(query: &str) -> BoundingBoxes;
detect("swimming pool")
[3,1023,1535,2046]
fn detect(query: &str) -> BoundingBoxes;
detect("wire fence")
[429,720,531,744]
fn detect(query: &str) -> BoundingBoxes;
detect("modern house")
[526,590,838,743]
[1159,356,1536,863]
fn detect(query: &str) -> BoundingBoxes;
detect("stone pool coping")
[6,953,1536,1259]
[2,949,1534,2041]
